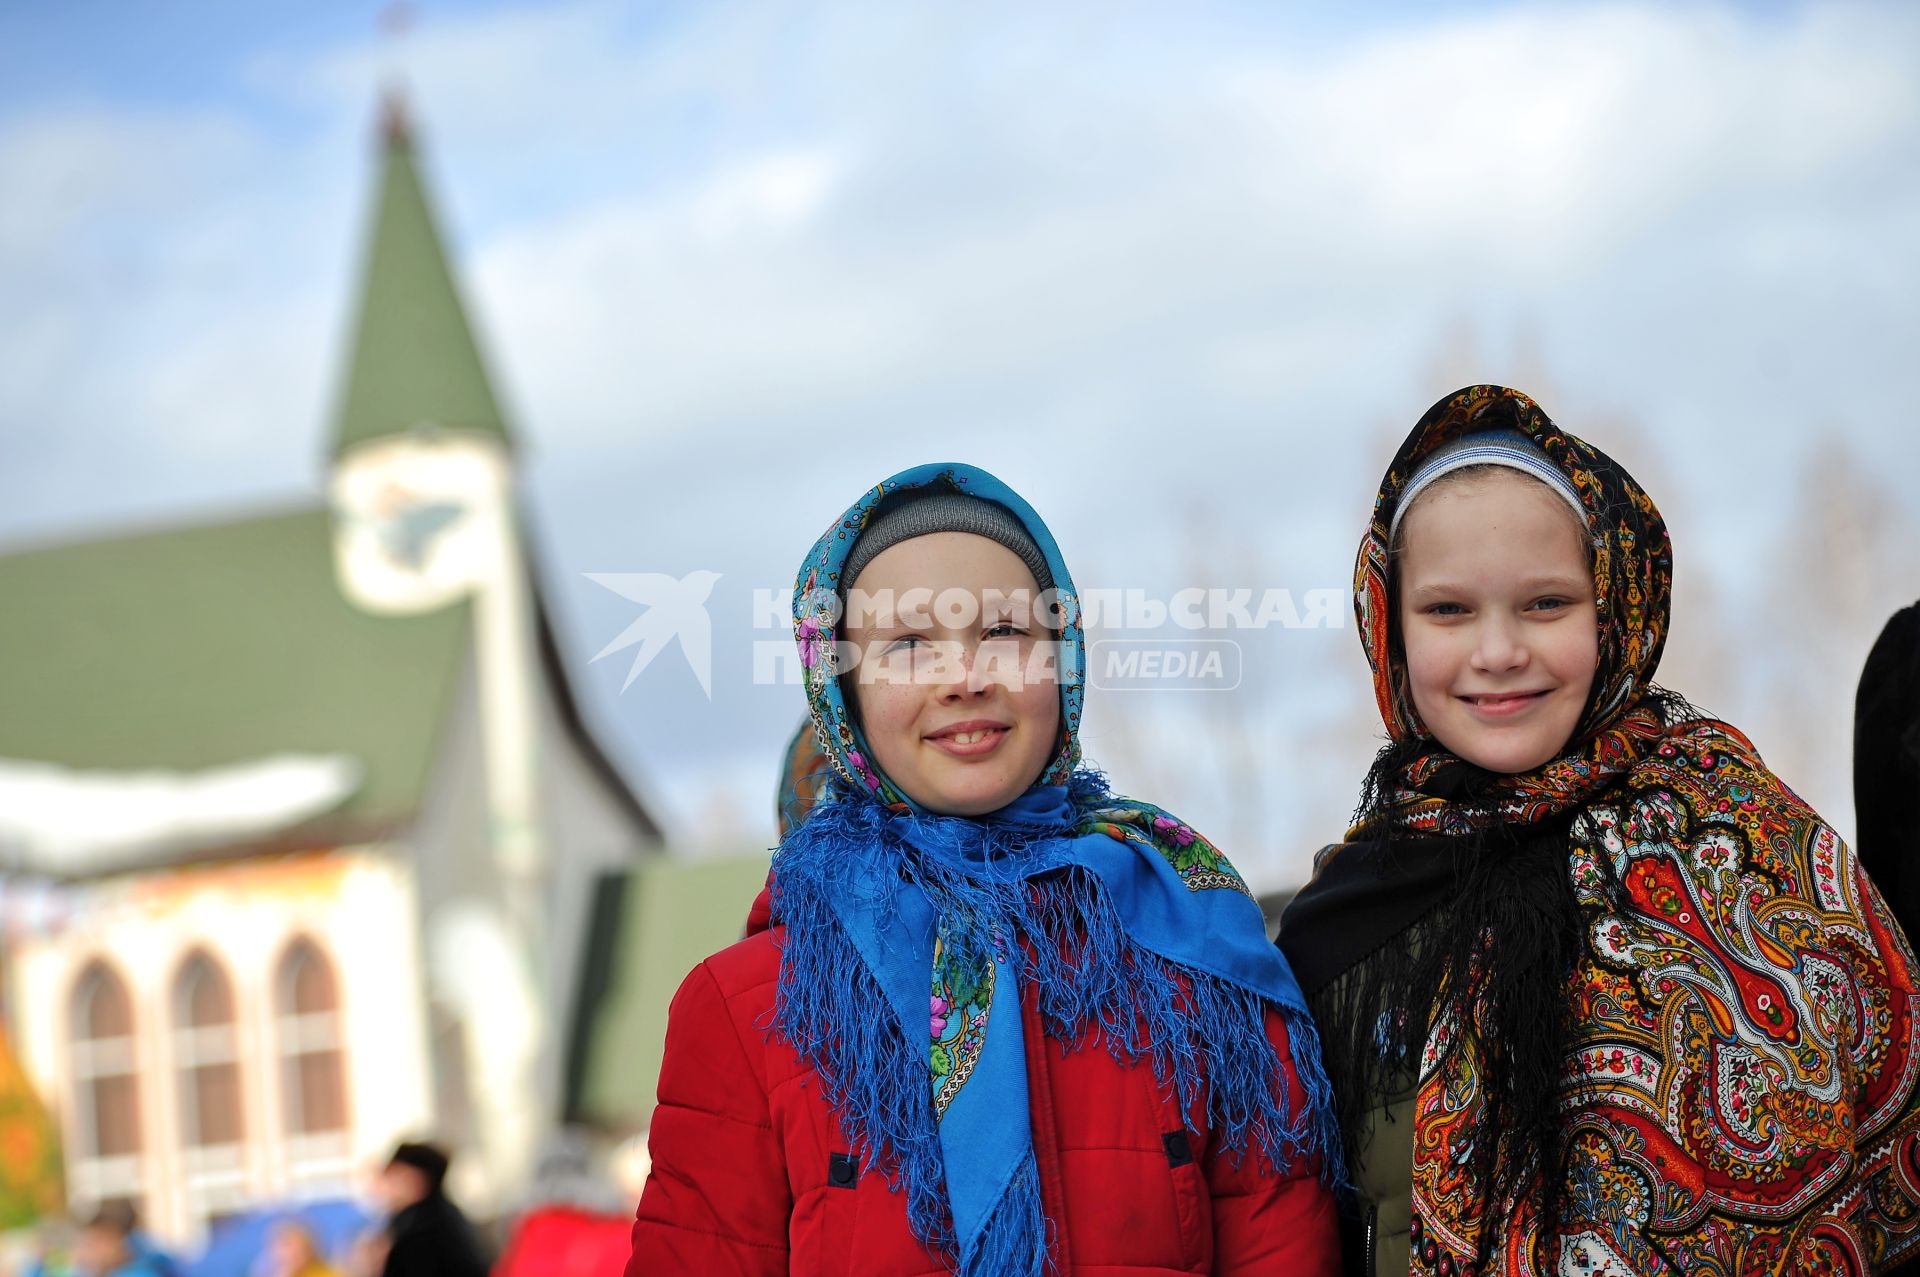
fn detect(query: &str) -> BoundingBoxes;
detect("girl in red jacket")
[630,463,1340,1276]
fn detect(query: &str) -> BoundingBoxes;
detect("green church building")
[0,97,758,1244]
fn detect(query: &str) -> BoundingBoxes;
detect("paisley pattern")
[1353,384,1670,750]
[1353,388,1920,1274]
[1406,722,1920,1273]
[1390,703,1672,838]
[929,934,994,1117]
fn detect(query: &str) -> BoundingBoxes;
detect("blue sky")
[5,1,1917,883]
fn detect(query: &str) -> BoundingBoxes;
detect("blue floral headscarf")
[770,462,1336,1276]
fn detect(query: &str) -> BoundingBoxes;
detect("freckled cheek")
[852,683,924,764]
[1003,639,1062,724]
[1018,684,1062,743]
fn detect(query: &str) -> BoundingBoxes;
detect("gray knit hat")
[842,491,1055,596]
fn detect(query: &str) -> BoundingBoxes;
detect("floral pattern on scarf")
[1357,386,1920,1275]
[770,461,1330,1277]
[792,465,1084,810]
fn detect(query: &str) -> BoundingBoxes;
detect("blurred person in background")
[1856,601,1920,946]
[260,1220,341,1277]
[66,1204,169,1277]
[775,715,833,839]
[375,1143,487,1277]
[19,1219,76,1277]
[742,717,835,938]
[338,1228,387,1277]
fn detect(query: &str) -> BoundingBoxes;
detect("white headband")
[1388,429,1588,543]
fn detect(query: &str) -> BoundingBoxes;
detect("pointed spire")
[379,85,414,152]
[331,91,511,459]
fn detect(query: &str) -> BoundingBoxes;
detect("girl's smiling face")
[1395,468,1599,774]
[842,531,1061,815]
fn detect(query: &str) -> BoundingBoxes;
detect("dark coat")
[382,1192,489,1277]
[1857,601,1920,947]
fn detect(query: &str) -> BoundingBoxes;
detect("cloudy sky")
[5,0,1918,887]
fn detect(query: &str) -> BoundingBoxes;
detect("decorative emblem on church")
[330,431,506,615]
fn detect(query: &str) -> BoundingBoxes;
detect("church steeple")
[331,91,511,459]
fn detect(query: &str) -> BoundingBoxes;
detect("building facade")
[0,96,661,1244]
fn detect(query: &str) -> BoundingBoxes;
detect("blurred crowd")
[4,1142,522,1277]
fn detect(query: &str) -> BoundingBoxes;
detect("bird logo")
[586,571,723,697]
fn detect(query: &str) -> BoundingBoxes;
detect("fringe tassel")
[1281,1002,1348,1191]
[771,838,955,1255]
[770,767,1335,1268]
[960,1154,1048,1277]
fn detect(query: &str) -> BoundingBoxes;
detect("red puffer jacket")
[626,898,1339,1276]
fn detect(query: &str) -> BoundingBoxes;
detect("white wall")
[7,848,432,1247]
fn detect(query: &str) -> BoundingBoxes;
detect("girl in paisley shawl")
[1277,386,1920,1277]
[630,463,1339,1277]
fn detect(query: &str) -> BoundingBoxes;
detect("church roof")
[0,96,656,875]
[0,506,471,867]
[0,503,662,873]
[331,95,512,459]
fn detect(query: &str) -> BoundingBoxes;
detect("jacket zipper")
[1362,1202,1378,1277]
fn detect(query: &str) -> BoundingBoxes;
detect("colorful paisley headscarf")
[770,462,1334,1277]
[1357,387,1920,1274]
[1355,383,1673,836]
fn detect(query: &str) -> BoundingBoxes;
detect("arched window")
[276,940,345,1135]
[71,963,140,1159]
[172,952,243,1148]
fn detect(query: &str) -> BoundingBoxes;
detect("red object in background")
[495,1206,634,1277]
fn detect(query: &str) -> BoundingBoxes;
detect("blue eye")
[985,622,1025,639]
[1425,602,1465,617]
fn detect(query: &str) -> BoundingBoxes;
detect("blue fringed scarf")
[775,463,1339,1275]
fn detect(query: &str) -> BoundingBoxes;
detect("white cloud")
[5,0,1919,878]
[1227,4,1919,279]
[690,148,847,238]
